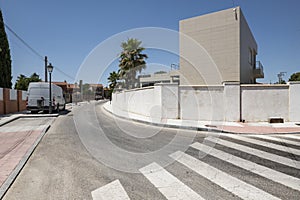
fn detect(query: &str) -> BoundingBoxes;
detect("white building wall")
[179,7,241,85]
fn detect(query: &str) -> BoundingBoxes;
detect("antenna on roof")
[277,72,287,84]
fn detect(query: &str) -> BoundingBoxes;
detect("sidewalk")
[0,113,56,198]
[103,102,300,134]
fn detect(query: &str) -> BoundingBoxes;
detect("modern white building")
[111,7,300,123]
[179,7,264,85]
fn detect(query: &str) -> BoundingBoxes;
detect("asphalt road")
[3,101,300,200]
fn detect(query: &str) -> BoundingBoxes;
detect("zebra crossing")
[138,133,300,200]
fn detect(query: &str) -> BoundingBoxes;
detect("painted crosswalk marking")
[91,180,130,200]
[139,162,205,200]
[224,134,300,156]
[205,137,300,169]
[249,134,300,147]
[278,134,300,140]
[190,142,300,191]
[170,151,281,200]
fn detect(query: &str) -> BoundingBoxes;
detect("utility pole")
[277,72,287,84]
[45,56,48,82]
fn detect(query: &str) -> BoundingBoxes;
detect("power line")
[4,23,44,61]
[55,67,76,80]
[3,21,76,80]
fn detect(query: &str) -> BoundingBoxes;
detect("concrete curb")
[101,104,229,134]
[0,118,56,199]
[102,104,300,135]
[0,113,59,127]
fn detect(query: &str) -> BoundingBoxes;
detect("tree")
[107,71,119,90]
[289,72,300,81]
[0,10,12,88]
[14,73,41,90]
[119,38,148,89]
[82,83,93,95]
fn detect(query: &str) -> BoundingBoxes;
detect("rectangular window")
[248,48,252,65]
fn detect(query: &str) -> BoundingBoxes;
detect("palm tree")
[107,71,120,90]
[119,38,148,89]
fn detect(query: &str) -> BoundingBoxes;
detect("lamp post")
[47,63,54,114]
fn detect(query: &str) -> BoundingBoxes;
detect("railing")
[254,61,264,78]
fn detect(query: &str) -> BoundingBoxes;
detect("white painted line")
[190,142,300,191]
[170,151,281,200]
[205,137,300,169]
[91,180,130,200]
[224,135,300,156]
[250,135,300,147]
[278,134,300,140]
[139,162,204,200]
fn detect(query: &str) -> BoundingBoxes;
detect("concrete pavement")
[3,101,300,199]
[0,115,56,199]
[104,102,300,134]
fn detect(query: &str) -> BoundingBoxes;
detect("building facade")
[179,7,264,85]
[138,70,180,87]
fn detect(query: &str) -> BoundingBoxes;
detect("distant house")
[52,81,80,103]
[138,70,180,87]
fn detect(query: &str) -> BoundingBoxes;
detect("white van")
[27,82,66,113]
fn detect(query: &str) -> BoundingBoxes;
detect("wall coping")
[241,84,289,89]
[180,85,223,89]
[288,81,300,85]
[222,81,240,85]
[113,86,155,94]
[154,83,179,86]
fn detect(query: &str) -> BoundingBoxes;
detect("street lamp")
[47,63,54,114]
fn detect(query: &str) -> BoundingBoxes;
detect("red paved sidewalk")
[0,117,54,198]
[0,130,43,186]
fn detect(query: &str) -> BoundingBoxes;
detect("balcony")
[254,61,264,79]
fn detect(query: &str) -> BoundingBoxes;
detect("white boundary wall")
[22,91,27,100]
[112,84,178,122]
[241,85,289,122]
[9,89,17,100]
[180,85,224,121]
[112,82,300,122]
[289,82,300,121]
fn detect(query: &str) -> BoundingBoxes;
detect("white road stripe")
[91,179,130,200]
[278,134,300,140]
[190,142,300,191]
[139,162,205,200]
[170,151,281,200]
[205,137,300,169]
[250,135,300,147]
[224,134,300,156]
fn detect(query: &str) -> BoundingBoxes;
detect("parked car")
[26,82,66,113]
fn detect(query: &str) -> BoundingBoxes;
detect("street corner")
[0,117,55,199]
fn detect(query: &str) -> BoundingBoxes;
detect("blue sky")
[0,0,299,86]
